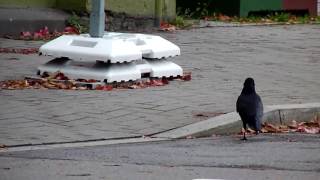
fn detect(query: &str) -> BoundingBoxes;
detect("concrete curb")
[0,137,169,153]
[152,103,320,139]
[1,103,319,152]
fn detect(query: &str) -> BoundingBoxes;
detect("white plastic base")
[39,32,180,63]
[38,58,183,83]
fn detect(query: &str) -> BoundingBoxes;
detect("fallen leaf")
[87,79,97,83]
[260,128,269,133]
[262,122,280,133]
[160,22,177,32]
[64,26,79,34]
[54,72,69,80]
[42,82,58,89]
[161,78,169,85]
[1,70,190,91]
[0,48,38,54]
[218,14,232,21]
[150,79,164,86]
[128,84,140,89]
[297,126,320,134]
[288,120,298,129]
[95,84,104,90]
[20,31,32,39]
[102,85,113,91]
[77,87,88,90]
[180,72,192,81]
[55,82,69,89]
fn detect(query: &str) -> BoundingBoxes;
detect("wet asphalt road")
[0,133,319,180]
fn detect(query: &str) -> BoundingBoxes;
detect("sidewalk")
[0,25,320,146]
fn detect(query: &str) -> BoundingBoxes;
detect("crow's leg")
[241,122,248,141]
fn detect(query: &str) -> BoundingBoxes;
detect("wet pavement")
[0,25,320,146]
[0,133,319,180]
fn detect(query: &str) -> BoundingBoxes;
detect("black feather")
[236,78,263,139]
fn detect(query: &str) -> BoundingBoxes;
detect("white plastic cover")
[39,32,180,63]
[38,58,183,83]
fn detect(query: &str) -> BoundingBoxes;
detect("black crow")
[236,77,263,140]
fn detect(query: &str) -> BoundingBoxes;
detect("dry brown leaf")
[128,85,140,89]
[261,128,269,133]
[42,82,57,89]
[247,128,255,133]
[304,121,319,128]
[288,120,298,129]
[77,87,88,90]
[262,122,280,133]
[297,126,320,134]
[1,71,191,91]
[55,82,69,89]
[95,84,104,90]
[102,85,113,91]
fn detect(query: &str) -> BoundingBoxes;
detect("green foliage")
[170,16,192,28]
[268,12,290,22]
[233,13,319,24]
[296,15,309,24]
[177,0,320,25]
[67,12,89,33]
[177,0,215,18]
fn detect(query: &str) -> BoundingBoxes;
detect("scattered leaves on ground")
[0,72,192,91]
[237,116,320,135]
[1,26,80,54]
[261,117,320,134]
[0,48,38,54]
[160,22,177,32]
[19,26,79,41]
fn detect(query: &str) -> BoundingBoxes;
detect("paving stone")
[0,25,319,145]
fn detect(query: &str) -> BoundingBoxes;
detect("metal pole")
[90,0,105,37]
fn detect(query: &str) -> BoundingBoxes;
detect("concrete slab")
[1,25,320,147]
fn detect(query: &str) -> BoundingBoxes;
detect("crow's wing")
[254,94,263,130]
[236,94,256,116]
